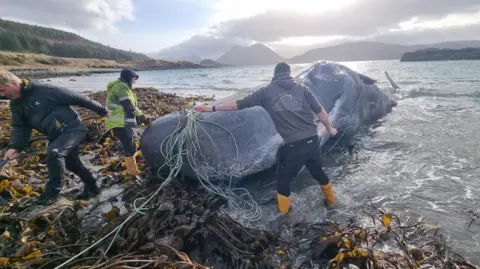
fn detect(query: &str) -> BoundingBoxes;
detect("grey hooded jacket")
[236,72,323,143]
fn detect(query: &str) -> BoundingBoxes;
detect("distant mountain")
[199,59,228,68]
[288,40,480,63]
[288,42,411,63]
[149,53,202,64]
[216,43,285,66]
[0,18,150,61]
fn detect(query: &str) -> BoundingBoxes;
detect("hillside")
[148,52,203,64]
[199,59,229,68]
[216,43,284,66]
[0,18,150,61]
[288,42,411,63]
[413,40,480,51]
[288,40,480,63]
[401,47,480,62]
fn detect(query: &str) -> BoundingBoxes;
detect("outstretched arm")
[304,85,337,136]
[46,85,108,116]
[194,88,264,112]
[194,100,239,112]
[317,109,336,135]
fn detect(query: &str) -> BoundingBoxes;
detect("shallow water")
[51,60,480,265]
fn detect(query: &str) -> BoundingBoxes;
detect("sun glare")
[209,0,357,24]
[391,12,480,32]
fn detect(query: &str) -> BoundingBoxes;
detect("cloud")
[370,23,480,45]
[151,34,252,60]
[0,0,134,31]
[268,36,351,58]
[209,0,480,42]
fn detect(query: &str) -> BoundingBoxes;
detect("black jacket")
[8,80,108,150]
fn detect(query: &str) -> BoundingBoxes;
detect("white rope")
[54,109,262,269]
[159,110,262,222]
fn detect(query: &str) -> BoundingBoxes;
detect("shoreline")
[0,88,478,268]
[7,65,218,80]
[1,50,219,79]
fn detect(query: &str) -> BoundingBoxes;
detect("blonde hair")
[0,70,22,86]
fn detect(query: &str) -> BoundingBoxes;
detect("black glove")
[137,114,149,125]
[98,107,108,117]
[125,117,137,128]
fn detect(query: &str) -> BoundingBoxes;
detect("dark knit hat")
[274,62,291,75]
[120,69,139,82]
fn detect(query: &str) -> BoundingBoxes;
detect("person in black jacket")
[0,70,109,205]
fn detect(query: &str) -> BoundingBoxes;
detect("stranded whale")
[140,61,398,183]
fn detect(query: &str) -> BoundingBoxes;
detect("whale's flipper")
[359,73,377,84]
[385,71,400,89]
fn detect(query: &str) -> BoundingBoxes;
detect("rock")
[409,247,425,261]
[158,202,175,211]
[156,255,168,265]
[20,197,74,219]
[173,225,194,237]
[155,235,174,247]
[311,236,341,260]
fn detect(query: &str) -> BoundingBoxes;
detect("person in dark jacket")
[0,70,108,205]
[194,62,337,214]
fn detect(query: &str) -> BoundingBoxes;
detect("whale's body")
[140,61,397,183]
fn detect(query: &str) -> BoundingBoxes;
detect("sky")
[1,0,480,59]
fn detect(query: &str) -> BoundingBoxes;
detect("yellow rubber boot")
[125,156,141,175]
[321,183,335,207]
[277,193,291,213]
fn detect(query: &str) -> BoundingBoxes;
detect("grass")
[0,51,208,71]
[1,51,128,69]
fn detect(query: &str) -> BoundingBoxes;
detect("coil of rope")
[54,109,262,269]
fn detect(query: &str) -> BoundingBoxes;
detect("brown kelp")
[0,88,478,269]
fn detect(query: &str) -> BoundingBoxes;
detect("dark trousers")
[45,130,97,194]
[276,135,330,197]
[112,127,135,157]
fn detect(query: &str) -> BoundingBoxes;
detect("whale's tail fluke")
[385,71,400,89]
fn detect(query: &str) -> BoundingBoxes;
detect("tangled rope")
[54,109,262,268]
[159,110,262,222]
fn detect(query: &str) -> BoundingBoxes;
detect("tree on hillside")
[0,18,150,61]
[0,33,22,51]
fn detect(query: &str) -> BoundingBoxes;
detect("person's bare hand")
[3,149,19,160]
[194,104,213,112]
[328,128,338,137]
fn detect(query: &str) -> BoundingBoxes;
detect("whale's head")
[295,61,396,147]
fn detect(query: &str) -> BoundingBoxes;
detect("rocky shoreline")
[2,51,217,79]
[7,64,214,79]
[7,67,120,79]
[0,88,478,268]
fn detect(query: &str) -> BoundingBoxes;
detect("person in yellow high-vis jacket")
[105,69,149,175]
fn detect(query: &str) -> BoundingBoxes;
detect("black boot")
[35,188,60,205]
[76,183,101,200]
